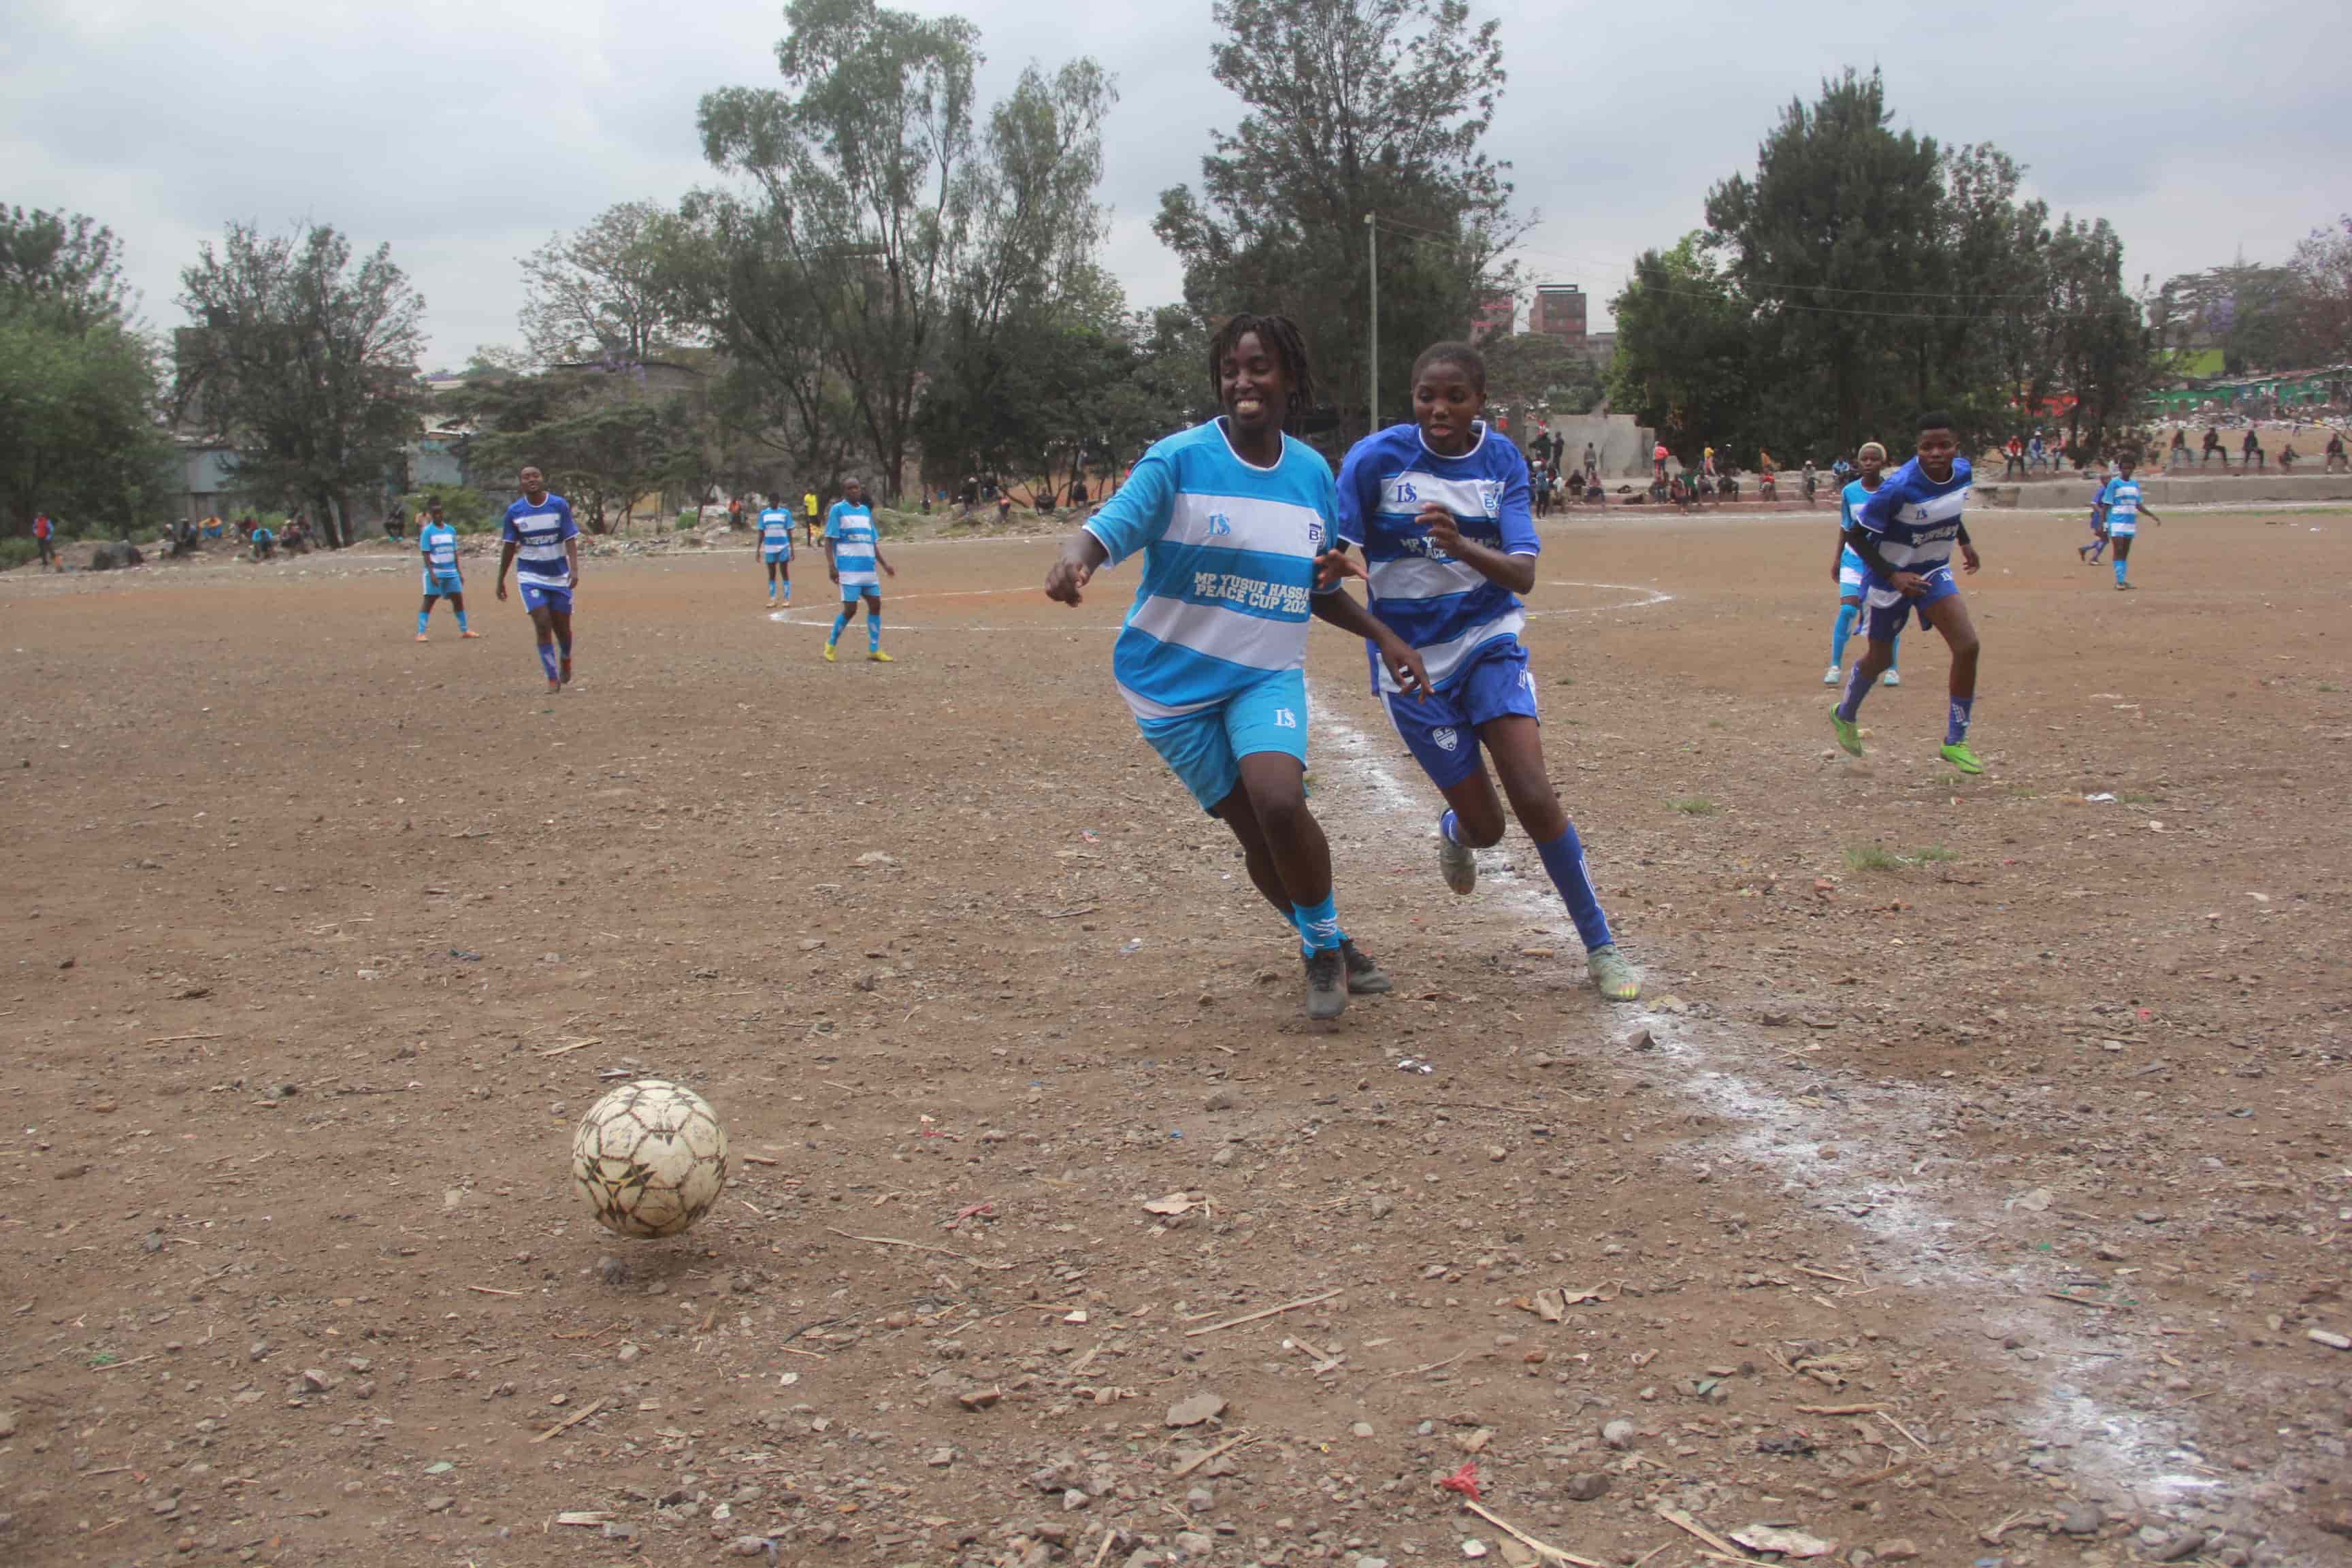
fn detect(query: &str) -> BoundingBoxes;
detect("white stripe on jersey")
[1125,592,1307,674]
[1161,491,1328,555]
[1386,609,1526,693]
[1369,554,1485,602]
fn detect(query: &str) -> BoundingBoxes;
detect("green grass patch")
[1668,796,1719,816]
[2319,681,2342,694]
[1844,843,1901,872]
[1911,843,1957,863]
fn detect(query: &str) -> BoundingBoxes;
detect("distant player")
[802,487,820,547]
[2093,451,2160,591]
[1831,412,1985,775]
[821,478,895,662]
[494,465,581,693]
[756,499,795,606]
[1335,340,1639,1002]
[1827,442,1899,688]
[2077,457,2113,566]
[414,501,479,641]
[1044,312,1425,1020]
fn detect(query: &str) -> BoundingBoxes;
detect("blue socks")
[829,610,849,647]
[1830,604,1856,667]
[416,610,429,634]
[536,642,560,681]
[455,609,468,633]
[1836,659,1874,722]
[1946,696,1974,745]
[1439,808,1461,845]
[557,632,572,659]
[1292,894,1343,954]
[2112,557,2127,587]
[1535,823,1614,952]
[867,610,882,651]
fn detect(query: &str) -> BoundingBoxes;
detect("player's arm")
[1955,520,1980,573]
[565,533,581,585]
[1310,585,1431,699]
[873,536,896,578]
[1051,451,1171,605]
[495,528,517,601]
[1851,483,1925,594]
[1421,502,1536,594]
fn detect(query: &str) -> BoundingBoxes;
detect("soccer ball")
[572,1079,730,1239]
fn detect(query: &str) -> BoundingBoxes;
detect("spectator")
[1566,467,1586,502]
[2278,442,2300,472]
[32,510,55,570]
[1652,440,1669,484]
[1582,442,1598,485]
[2003,435,2025,478]
[2202,427,2226,468]
[2241,428,2264,469]
[2325,431,2347,474]
[251,523,277,560]
[2168,427,2189,468]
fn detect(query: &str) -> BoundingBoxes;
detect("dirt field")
[3,502,2349,1568]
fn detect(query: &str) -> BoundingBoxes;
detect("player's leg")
[826,583,853,659]
[864,591,889,660]
[779,559,791,605]
[1480,712,1640,1000]
[1832,597,1904,755]
[1828,578,1860,683]
[417,591,436,640]
[1383,683,1496,894]
[766,559,779,602]
[448,590,476,636]
[527,602,561,690]
[2111,534,2134,589]
[1928,589,1983,772]
[549,602,574,684]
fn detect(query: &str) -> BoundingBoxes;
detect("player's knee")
[1251,784,1311,841]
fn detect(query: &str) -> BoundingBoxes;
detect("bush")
[0,538,39,569]
[418,487,501,534]
[676,510,697,532]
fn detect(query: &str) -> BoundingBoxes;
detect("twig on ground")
[467,1285,525,1297]
[1877,1410,1931,1452]
[1458,1499,1610,1567]
[529,1396,608,1443]
[538,1038,600,1056]
[1172,1431,1257,1477]
[1181,1289,1341,1338]
[1652,1506,1765,1563]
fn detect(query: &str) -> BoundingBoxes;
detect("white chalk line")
[1302,606,2206,1509]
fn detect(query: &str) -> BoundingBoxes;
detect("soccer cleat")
[559,656,573,685]
[1341,939,1391,995]
[823,642,838,662]
[868,649,893,662]
[2115,581,2134,591]
[414,632,429,642]
[1822,664,1841,685]
[1882,668,1901,687]
[1303,947,1348,1020]
[546,677,562,695]
[1437,819,1477,895]
[1939,741,1984,775]
[461,630,480,638]
[1586,943,1641,1002]
[1830,710,1863,757]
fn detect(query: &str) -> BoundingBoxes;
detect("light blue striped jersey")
[759,507,795,555]
[2097,475,2144,530]
[1335,421,1537,693]
[1855,456,1972,576]
[501,493,577,589]
[419,522,460,583]
[1837,476,1886,533]
[1083,419,1339,721]
[824,502,879,585]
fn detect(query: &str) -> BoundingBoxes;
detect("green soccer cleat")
[1830,709,1863,757]
[1586,944,1641,1002]
[1940,741,1984,775]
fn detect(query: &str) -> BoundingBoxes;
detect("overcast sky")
[5,0,2338,370]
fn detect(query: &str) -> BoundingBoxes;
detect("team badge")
[1207,512,1232,536]
[1475,479,1503,516]
[1433,726,1460,753]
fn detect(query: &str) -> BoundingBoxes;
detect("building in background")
[1531,284,1588,344]
[1471,291,1518,342]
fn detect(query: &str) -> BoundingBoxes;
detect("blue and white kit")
[2096,474,2144,538]
[1836,477,1882,597]
[758,506,796,561]
[1335,421,1540,788]
[824,501,879,598]
[1083,419,1340,811]
[1853,455,1971,642]
[419,521,463,597]
[502,493,578,612]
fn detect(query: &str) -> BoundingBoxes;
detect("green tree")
[0,206,172,535]
[518,200,704,365]
[2289,216,2352,365]
[1606,236,1759,462]
[1154,0,1522,445]
[457,364,708,534]
[175,223,426,547]
[1480,331,1601,418]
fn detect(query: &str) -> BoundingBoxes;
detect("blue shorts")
[520,583,573,615]
[1139,668,1309,813]
[423,572,463,599]
[838,581,880,604]
[1382,638,1539,789]
[764,549,791,564]
[1860,566,1957,643]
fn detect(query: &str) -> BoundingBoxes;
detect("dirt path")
[1,505,2347,1567]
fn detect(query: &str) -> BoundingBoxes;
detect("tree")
[176,223,425,547]
[1154,0,1522,446]
[0,206,172,536]
[2155,262,2302,374]
[2289,215,2352,365]
[1480,331,1601,417]
[519,201,702,365]
[453,363,709,533]
[1607,235,1759,462]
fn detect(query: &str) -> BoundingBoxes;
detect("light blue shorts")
[838,581,881,604]
[1139,668,1309,813]
[422,571,463,599]
[763,548,791,564]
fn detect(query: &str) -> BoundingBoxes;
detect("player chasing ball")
[413,500,480,641]
[756,496,796,606]
[1831,412,1987,776]
[822,478,895,662]
[2091,451,2159,590]
[1827,442,1899,688]
[1045,312,1429,1021]
[1333,341,1639,1003]
[494,465,581,694]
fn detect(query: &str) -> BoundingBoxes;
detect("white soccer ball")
[572,1079,730,1239]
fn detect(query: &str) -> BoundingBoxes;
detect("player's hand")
[1314,548,1366,591]
[1377,633,1433,701]
[1044,553,1094,606]
[495,579,508,602]
[1421,502,1461,557]
[1960,543,1982,574]
[828,570,838,585]
[883,562,897,578]
[1890,570,1927,598]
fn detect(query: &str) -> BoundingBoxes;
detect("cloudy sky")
[5,0,2337,370]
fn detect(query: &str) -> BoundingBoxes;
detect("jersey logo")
[1305,519,1324,551]
[1389,479,1418,506]
[1207,512,1231,537]
[1475,479,1503,517]
[1432,726,1459,753]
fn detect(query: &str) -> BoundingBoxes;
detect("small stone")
[1350,1422,1375,1439]
[1485,1145,1507,1162]
[2307,1328,2351,1352]
[1369,1196,1395,1220]
[1174,1530,1213,1556]
[1205,1091,1237,1112]
[1167,1392,1228,1427]
[1622,1027,1656,1051]
[1561,1473,1609,1501]
[2059,1503,2104,1535]
[423,1495,455,1514]
[0,1413,15,1439]
[1064,1488,1092,1512]
[1872,1540,1919,1563]
[1601,1419,1636,1449]
[728,1537,775,1558]
[2147,1529,2204,1563]
[1355,1557,1390,1568]
[248,1340,270,1362]
[602,1521,638,1542]
[595,1255,630,1286]
[616,1343,642,1365]
[958,1386,1004,1411]
[1211,1147,1236,1168]
[300,1368,334,1392]
[1186,1486,1215,1512]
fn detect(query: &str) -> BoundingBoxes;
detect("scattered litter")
[1731,1523,1833,1558]
[2082,792,2116,803]
[1120,938,1145,954]
[1438,1460,1482,1501]
[1396,1056,1435,1074]
[1143,1192,1202,1218]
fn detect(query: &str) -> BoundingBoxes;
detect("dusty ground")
[2,502,2349,1568]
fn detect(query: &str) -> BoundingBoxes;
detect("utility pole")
[1365,212,1379,436]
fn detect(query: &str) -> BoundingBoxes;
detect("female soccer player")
[756,497,796,606]
[1831,412,1984,774]
[414,500,480,641]
[494,466,581,693]
[1044,313,1428,1021]
[1827,442,1898,687]
[1332,341,1639,1002]
[2093,451,2161,590]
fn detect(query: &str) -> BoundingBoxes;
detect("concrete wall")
[1975,471,2352,508]
[1532,413,1656,479]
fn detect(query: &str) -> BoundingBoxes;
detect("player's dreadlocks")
[1207,312,1316,421]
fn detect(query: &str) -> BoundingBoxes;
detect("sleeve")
[2094,479,2114,507]
[1856,474,1901,534]
[822,503,842,540]
[557,499,579,540]
[1497,449,1539,556]
[1081,446,1177,568]
[1333,439,1375,549]
[1309,461,1345,596]
[419,530,432,557]
[498,506,518,542]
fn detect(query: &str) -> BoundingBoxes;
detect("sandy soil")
[1,503,2349,1568]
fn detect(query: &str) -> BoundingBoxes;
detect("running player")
[414,500,479,641]
[493,465,581,693]
[1044,312,1426,1020]
[2077,455,2112,566]
[821,478,894,662]
[1333,341,1639,1003]
[756,497,795,606]
[1827,442,1899,687]
[1831,412,1986,774]
[2093,451,2160,591]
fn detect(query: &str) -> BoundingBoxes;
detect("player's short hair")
[1857,442,1886,461]
[1207,312,1316,420]
[1411,340,1487,397]
[1916,410,1955,434]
